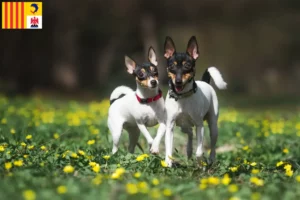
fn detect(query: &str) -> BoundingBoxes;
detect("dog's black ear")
[148,46,158,66]
[164,36,176,59]
[125,56,136,74]
[186,36,199,60]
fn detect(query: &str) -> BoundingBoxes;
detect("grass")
[0,94,300,200]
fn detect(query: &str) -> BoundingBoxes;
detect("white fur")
[208,66,227,90]
[108,83,165,154]
[151,67,227,167]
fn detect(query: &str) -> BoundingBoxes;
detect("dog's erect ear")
[164,36,176,59]
[186,36,199,60]
[125,56,136,74]
[148,46,158,66]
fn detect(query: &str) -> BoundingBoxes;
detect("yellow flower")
[242,145,249,151]
[251,192,261,200]
[21,142,27,147]
[150,188,161,199]
[87,140,95,145]
[163,188,172,196]
[103,155,110,160]
[229,197,240,200]
[63,165,74,173]
[13,160,23,167]
[126,183,138,194]
[295,175,300,182]
[283,148,289,154]
[134,172,141,178]
[5,162,12,170]
[284,164,292,171]
[276,161,284,167]
[222,174,231,185]
[26,135,32,140]
[78,150,85,156]
[92,164,101,173]
[1,118,7,124]
[285,169,293,177]
[111,168,125,179]
[236,132,241,137]
[152,178,160,186]
[250,162,257,166]
[22,190,36,200]
[28,145,34,150]
[161,160,168,167]
[23,154,29,158]
[250,177,264,186]
[57,185,67,194]
[40,146,47,151]
[137,181,149,193]
[53,133,60,139]
[229,166,238,172]
[10,128,16,134]
[92,175,102,185]
[71,153,79,158]
[89,162,97,167]
[251,169,260,174]
[136,154,149,162]
[199,183,207,190]
[208,176,220,185]
[0,145,5,152]
[228,184,238,193]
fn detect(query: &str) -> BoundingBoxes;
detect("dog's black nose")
[175,79,182,85]
[151,80,157,86]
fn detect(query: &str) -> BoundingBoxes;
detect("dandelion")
[285,169,293,177]
[250,162,257,166]
[229,166,238,172]
[28,145,34,150]
[87,140,95,145]
[23,154,29,158]
[296,175,300,182]
[251,192,261,200]
[53,133,60,139]
[13,160,23,167]
[284,164,292,171]
[103,155,110,160]
[207,176,220,185]
[71,153,79,158]
[222,174,231,185]
[126,183,138,194]
[283,148,289,154]
[276,161,284,167]
[250,177,264,186]
[111,167,125,179]
[161,160,168,168]
[22,190,36,200]
[134,172,141,178]
[242,145,249,151]
[251,169,260,174]
[150,188,161,199]
[10,128,16,134]
[228,184,238,193]
[1,118,7,124]
[163,188,172,196]
[57,185,67,194]
[78,150,85,156]
[26,135,32,140]
[0,145,5,152]
[89,162,97,167]
[5,162,12,170]
[92,175,102,185]
[152,178,160,186]
[137,181,149,193]
[63,165,74,173]
[92,164,101,173]
[136,154,149,162]
[40,146,47,151]
[21,142,27,147]
[199,183,207,190]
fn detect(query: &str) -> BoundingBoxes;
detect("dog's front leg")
[196,123,205,164]
[136,123,154,147]
[165,120,175,167]
[150,122,166,154]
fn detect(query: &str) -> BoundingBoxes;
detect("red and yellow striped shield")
[2,2,42,29]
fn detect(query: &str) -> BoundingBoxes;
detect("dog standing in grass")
[150,36,227,167]
[108,47,166,154]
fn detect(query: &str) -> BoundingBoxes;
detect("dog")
[150,36,227,167]
[108,47,166,154]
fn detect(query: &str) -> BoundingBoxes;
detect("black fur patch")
[110,94,126,105]
[201,69,211,84]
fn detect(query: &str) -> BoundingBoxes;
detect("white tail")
[110,86,133,102]
[207,67,227,90]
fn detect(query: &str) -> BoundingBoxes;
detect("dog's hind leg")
[125,126,140,153]
[195,123,205,163]
[181,127,193,159]
[108,117,124,154]
[206,112,218,164]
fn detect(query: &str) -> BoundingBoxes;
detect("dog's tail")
[110,86,133,105]
[201,66,227,90]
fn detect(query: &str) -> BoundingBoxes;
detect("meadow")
[0,94,300,200]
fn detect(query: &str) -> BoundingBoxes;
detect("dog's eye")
[169,63,176,70]
[184,63,192,70]
[137,71,145,78]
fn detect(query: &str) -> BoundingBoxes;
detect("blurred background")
[1,0,300,102]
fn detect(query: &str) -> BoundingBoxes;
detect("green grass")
[0,94,300,200]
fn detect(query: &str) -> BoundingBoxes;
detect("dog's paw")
[165,158,173,167]
[150,145,159,154]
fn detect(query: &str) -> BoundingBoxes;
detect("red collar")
[136,89,162,104]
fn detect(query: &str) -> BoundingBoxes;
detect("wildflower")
[13,160,23,167]
[137,181,149,193]
[1,118,7,124]
[71,153,79,159]
[161,160,168,167]
[296,175,300,182]
[152,178,160,186]
[150,188,161,199]
[276,161,284,167]
[53,133,60,139]
[78,150,85,156]
[26,135,32,140]
[229,166,238,172]
[5,162,12,170]
[21,142,27,147]
[28,145,34,150]
[22,190,36,200]
[40,146,47,151]
[242,145,249,151]
[285,169,293,177]
[207,176,220,185]
[199,183,207,190]
[63,165,74,173]
[0,145,5,152]
[103,155,110,160]
[250,177,264,186]
[200,178,208,184]
[111,167,125,179]
[284,164,292,171]
[126,183,138,194]
[134,172,141,178]
[23,154,29,158]
[251,169,260,174]
[228,184,238,193]
[283,148,289,154]
[250,162,257,166]
[136,154,149,162]
[10,128,16,134]
[89,162,97,167]
[163,188,172,196]
[222,174,231,185]
[87,140,95,145]
[251,192,261,200]
[92,164,101,173]
[40,162,44,167]
[57,185,67,194]
[92,175,102,185]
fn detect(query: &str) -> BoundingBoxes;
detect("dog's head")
[125,47,159,90]
[164,36,199,92]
